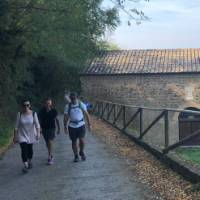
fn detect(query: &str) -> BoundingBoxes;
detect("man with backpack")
[64,92,91,162]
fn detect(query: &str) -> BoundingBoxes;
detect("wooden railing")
[89,99,200,154]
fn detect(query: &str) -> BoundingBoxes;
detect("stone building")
[80,49,200,109]
[80,49,200,148]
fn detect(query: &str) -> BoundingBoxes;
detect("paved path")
[0,130,159,200]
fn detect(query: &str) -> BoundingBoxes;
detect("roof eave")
[79,71,200,77]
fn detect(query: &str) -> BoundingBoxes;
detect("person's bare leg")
[72,140,79,162]
[79,138,86,160]
[79,138,84,153]
[48,141,52,156]
[72,141,78,155]
[47,140,54,164]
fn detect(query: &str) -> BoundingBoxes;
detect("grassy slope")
[0,125,13,154]
[176,148,200,165]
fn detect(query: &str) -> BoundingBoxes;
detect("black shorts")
[68,125,86,142]
[42,129,55,143]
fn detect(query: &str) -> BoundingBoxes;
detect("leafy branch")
[110,0,150,25]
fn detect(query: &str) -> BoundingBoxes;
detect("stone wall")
[80,74,200,109]
[80,74,200,148]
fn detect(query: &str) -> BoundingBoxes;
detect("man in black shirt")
[39,98,60,165]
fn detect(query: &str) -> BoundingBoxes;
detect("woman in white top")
[13,100,40,173]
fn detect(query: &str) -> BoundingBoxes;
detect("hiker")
[38,98,60,165]
[64,92,91,162]
[13,100,40,173]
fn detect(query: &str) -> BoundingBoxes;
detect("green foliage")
[0,0,147,149]
[3,0,119,60]
[0,123,12,149]
[97,40,121,50]
[110,0,149,25]
[30,56,82,109]
[0,0,119,130]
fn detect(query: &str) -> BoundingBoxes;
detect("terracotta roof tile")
[82,49,200,75]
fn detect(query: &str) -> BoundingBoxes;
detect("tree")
[0,0,119,116]
[97,40,121,50]
[110,0,149,26]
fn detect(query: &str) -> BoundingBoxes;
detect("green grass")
[0,125,13,149]
[176,148,200,165]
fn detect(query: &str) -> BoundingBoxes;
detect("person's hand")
[36,133,40,140]
[13,136,18,144]
[64,127,68,135]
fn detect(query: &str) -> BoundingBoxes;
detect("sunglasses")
[23,104,30,107]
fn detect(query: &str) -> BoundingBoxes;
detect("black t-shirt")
[38,107,58,130]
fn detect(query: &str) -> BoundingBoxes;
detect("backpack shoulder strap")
[32,111,36,124]
[20,111,35,117]
[68,101,84,115]
[79,101,82,108]
[18,112,22,124]
[79,101,85,113]
[68,103,72,115]
[19,111,35,125]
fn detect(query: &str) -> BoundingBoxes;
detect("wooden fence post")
[123,106,126,129]
[164,110,169,148]
[140,108,143,138]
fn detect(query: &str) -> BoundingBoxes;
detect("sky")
[102,0,200,49]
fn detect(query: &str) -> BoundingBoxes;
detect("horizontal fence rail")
[92,99,200,115]
[87,98,200,154]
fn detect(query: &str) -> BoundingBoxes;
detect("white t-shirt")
[15,112,40,144]
[64,101,87,128]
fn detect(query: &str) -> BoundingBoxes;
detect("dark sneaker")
[73,155,79,162]
[79,151,86,161]
[22,166,28,173]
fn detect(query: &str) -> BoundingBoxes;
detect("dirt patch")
[91,116,200,200]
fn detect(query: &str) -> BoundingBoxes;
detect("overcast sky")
[103,0,200,49]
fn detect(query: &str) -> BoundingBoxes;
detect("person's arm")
[63,113,69,134]
[80,102,91,131]
[38,109,43,134]
[54,109,60,134]
[56,117,60,134]
[34,112,41,140]
[63,104,70,134]
[83,110,91,131]
[13,112,20,143]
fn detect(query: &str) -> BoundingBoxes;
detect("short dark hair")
[45,97,52,102]
[21,99,30,105]
[69,92,78,98]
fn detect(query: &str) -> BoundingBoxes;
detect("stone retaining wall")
[81,74,200,146]
[81,74,200,109]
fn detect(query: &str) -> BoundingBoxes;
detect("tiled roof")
[82,49,200,75]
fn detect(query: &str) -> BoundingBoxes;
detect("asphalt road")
[0,129,159,200]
